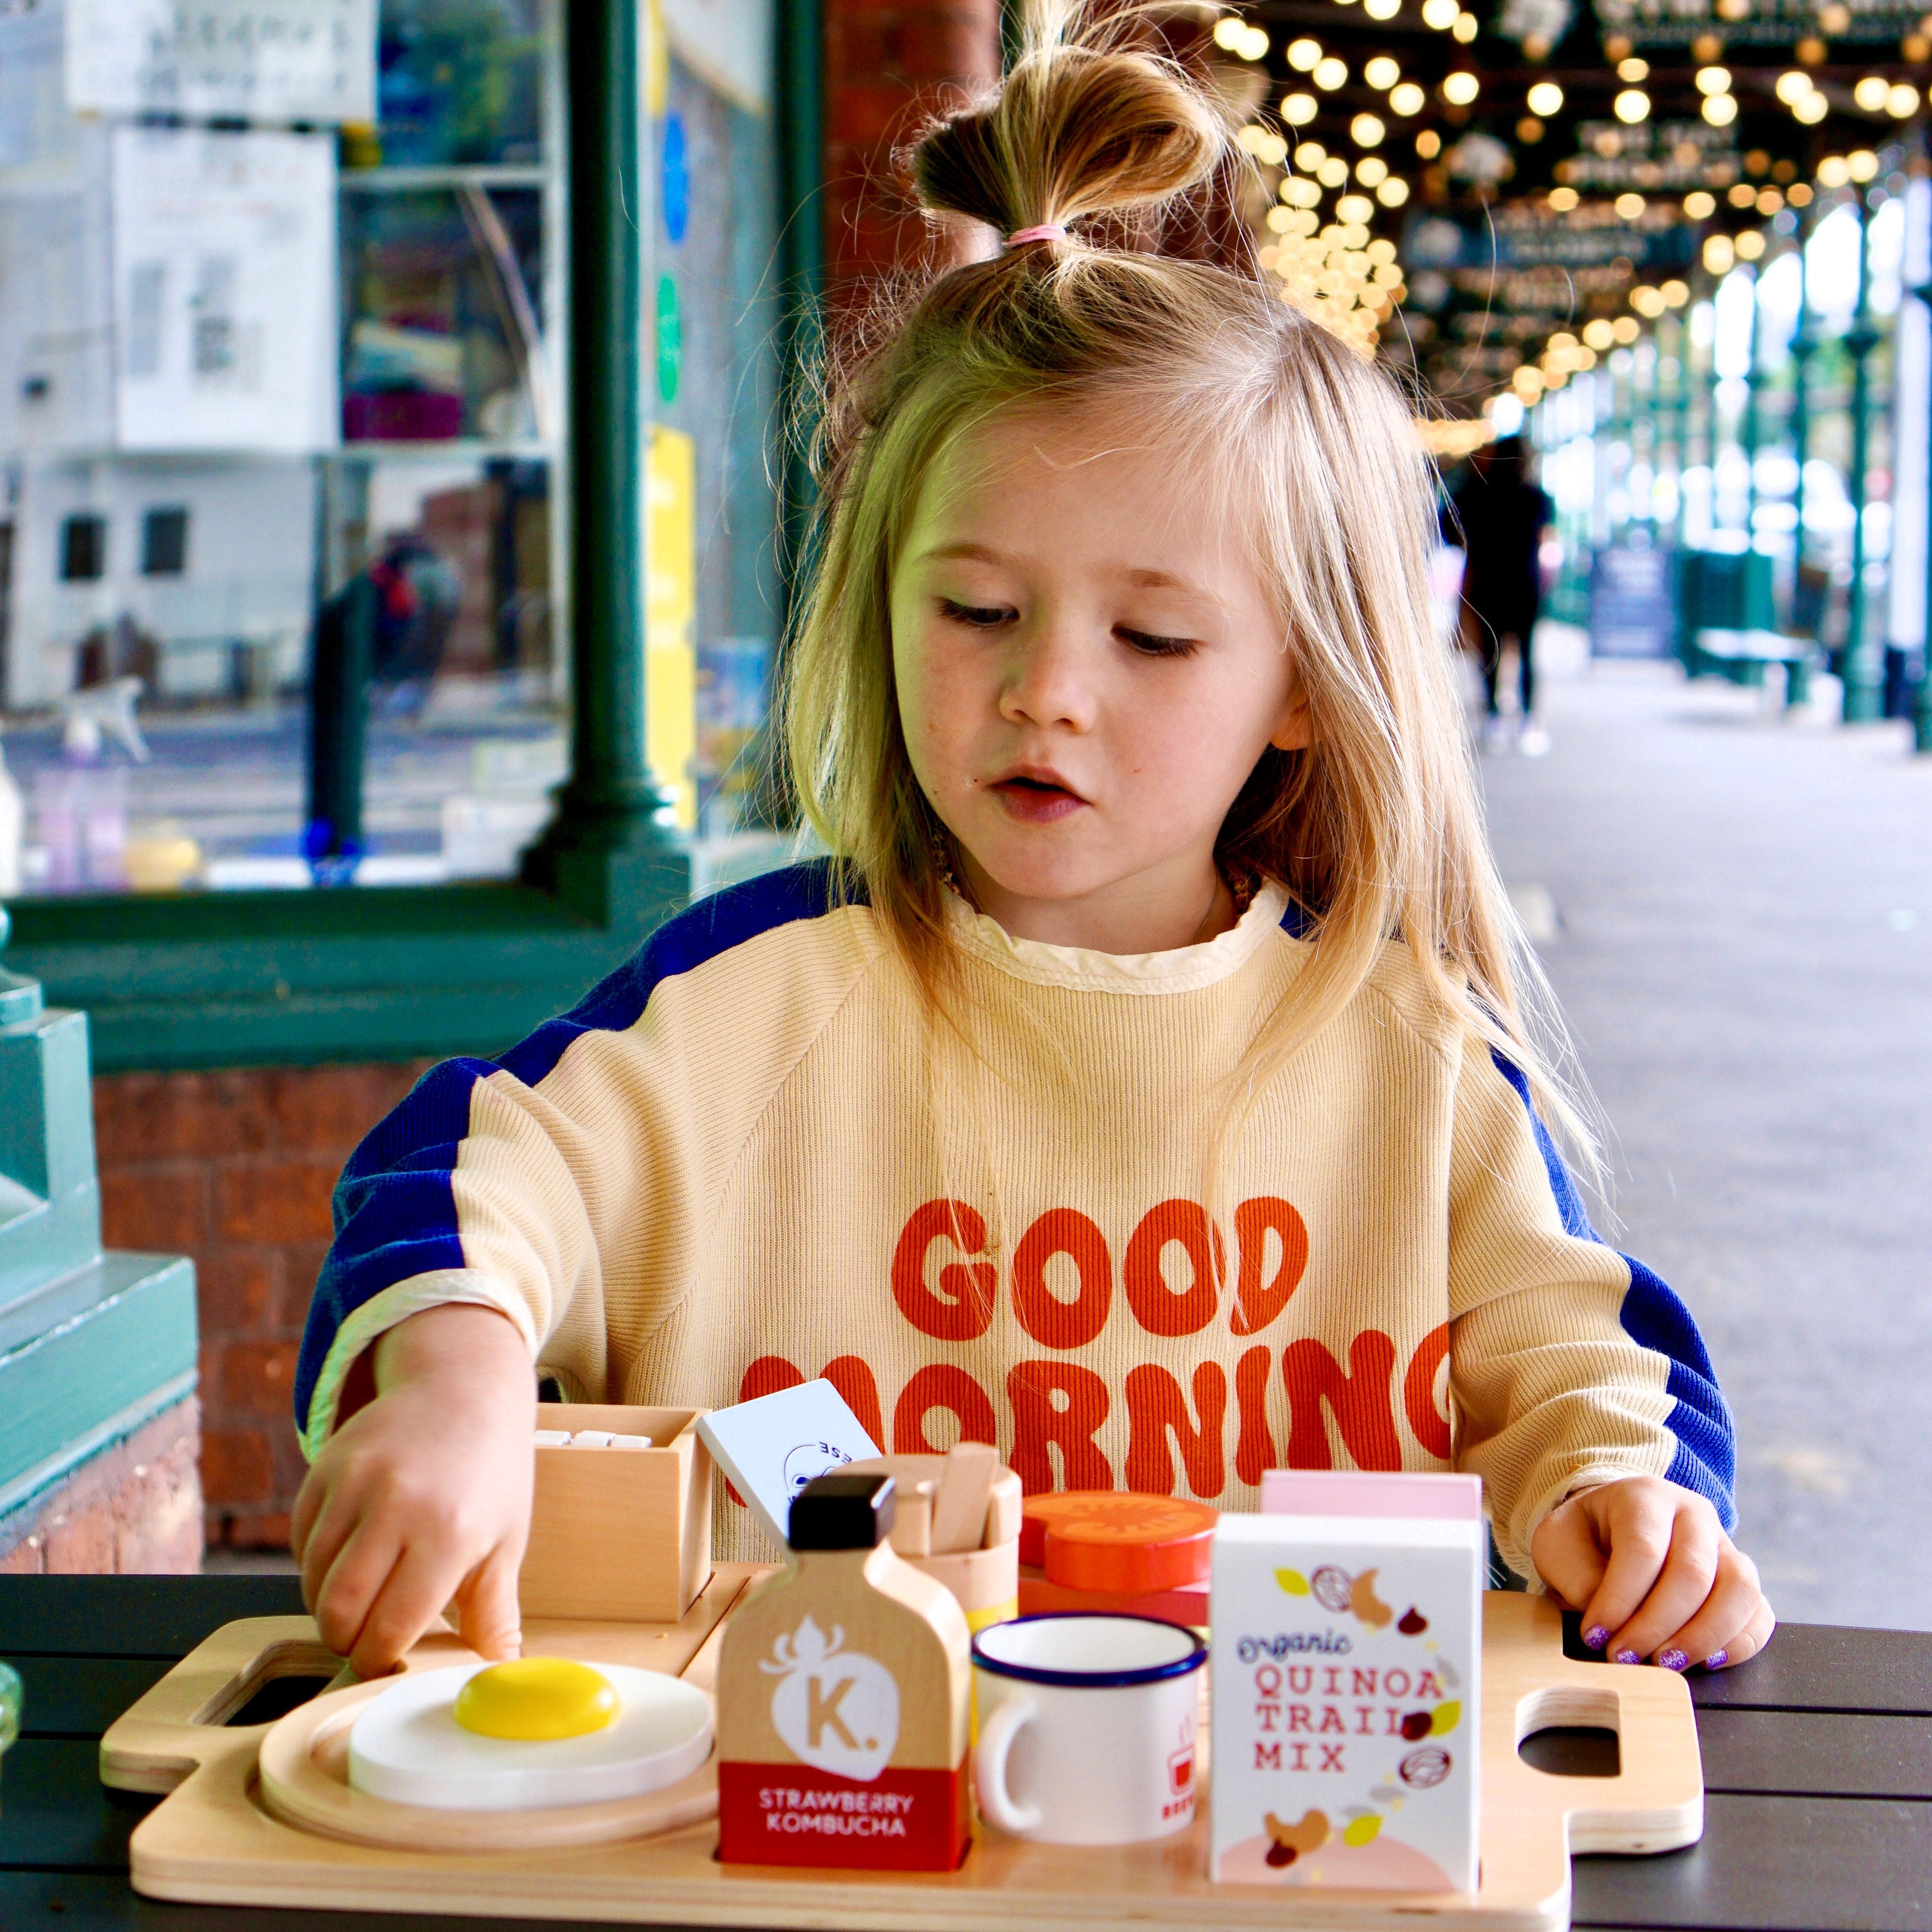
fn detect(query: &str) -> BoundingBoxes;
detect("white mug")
[971,1613,1206,1846]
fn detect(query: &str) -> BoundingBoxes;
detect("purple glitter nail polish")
[1703,1650,1729,1670]
[1658,1648,1689,1672]
[1583,1624,1610,1650]
[1612,1648,1641,1665]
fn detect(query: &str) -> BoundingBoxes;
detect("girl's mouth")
[988,774,1087,824]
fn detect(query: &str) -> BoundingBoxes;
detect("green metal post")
[1662,312,1689,545]
[1611,349,1634,541]
[523,0,690,915]
[1635,338,1655,532]
[1741,265,1760,544]
[1915,266,1932,754]
[777,0,824,620]
[1700,281,1721,486]
[1790,205,1814,583]
[1842,190,1882,722]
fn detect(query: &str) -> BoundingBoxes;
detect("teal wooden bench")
[1688,628,1818,709]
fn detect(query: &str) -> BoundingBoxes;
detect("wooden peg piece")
[930,1441,998,1554]
[889,1480,936,1558]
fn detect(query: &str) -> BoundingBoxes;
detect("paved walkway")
[1480,641,1932,1630]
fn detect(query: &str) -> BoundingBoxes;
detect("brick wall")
[0,1397,202,1574]
[821,0,1003,294]
[93,1062,430,1551]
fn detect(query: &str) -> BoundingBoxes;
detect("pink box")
[1260,1470,1483,1520]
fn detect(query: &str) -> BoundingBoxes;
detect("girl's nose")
[998,620,1098,732]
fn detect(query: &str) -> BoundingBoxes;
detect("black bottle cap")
[789,1472,897,1551]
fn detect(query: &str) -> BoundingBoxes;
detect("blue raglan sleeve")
[294,860,856,1459]
[1449,1044,1737,1576]
[291,973,653,1463]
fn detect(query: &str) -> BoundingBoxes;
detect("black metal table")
[4,1578,1930,1931]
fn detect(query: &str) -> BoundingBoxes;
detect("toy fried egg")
[349,1658,712,1811]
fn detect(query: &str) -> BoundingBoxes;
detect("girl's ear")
[1269,672,1313,752]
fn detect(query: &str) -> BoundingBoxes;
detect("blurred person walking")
[1453,437,1554,754]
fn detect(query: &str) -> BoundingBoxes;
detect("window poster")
[111,125,338,454]
[67,0,377,125]
[658,0,772,115]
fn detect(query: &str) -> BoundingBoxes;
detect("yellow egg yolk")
[452,1659,619,1741]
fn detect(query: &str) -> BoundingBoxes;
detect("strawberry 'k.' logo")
[762,1615,900,1783]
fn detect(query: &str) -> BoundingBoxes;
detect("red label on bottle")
[718,1760,969,1870]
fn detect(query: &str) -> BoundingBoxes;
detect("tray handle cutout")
[193,1637,348,1728]
[102,1617,343,1795]
[1516,1681,1621,1777]
[1514,1676,1703,1858]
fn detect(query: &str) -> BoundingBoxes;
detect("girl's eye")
[1117,626,1199,659]
[937,597,1014,629]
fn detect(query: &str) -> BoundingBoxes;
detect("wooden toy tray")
[102,1578,1701,1932]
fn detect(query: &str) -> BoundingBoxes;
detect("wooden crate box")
[519,1405,712,1623]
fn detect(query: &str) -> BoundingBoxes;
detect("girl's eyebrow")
[916,542,1218,604]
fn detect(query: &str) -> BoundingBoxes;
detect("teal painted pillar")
[0,909,197,1558]
[522,0,691,920]
[1843,190,1883,722]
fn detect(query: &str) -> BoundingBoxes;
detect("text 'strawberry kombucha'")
[716,1471,972,1870]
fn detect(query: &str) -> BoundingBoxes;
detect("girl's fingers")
[1702,1597,1776,1672]
[298,1482,361,1631]
[1529,1508,1609,1618]
[1577,1489,1679,1647]
[1644,1543,1761,1672]
[290,1463,326,1566]
[1597,1503,1721,1663]
[455,1544,525,1663]
[313,1516,406,1666]
[345,1538,463,1681]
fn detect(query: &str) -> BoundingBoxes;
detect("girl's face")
[890,405,1308,952]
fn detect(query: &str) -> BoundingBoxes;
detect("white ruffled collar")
[944,879,1294,994]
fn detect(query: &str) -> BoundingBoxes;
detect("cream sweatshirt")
[298,863,1734,1575]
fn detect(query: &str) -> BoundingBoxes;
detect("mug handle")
[973,1693,1043,1835]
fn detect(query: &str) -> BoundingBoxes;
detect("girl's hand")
[291,1303,536,1680]
[1529,1475,1774,1672]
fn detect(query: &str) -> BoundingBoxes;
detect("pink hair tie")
[1005,223,1068,249]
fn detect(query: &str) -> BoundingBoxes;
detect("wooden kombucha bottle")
[716,1471,972,1870]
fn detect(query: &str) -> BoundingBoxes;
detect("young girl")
[292,3,1769,1684]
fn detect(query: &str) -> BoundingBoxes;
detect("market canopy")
[1208,0,1926,409]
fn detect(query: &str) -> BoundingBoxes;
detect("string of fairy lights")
[1210,2,1928,431]
[1507,143,1893,415]
[1213,2,1482,352]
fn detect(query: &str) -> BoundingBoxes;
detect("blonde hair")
[781,0,1599,1182]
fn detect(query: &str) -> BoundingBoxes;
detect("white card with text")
[696,1379,882,1549]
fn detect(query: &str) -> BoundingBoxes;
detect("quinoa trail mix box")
[1210,1514,1483,1892]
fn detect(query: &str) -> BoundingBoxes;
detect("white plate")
[348,1663,712,1812]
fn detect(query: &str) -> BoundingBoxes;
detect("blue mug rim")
[971,1611,1208,1689]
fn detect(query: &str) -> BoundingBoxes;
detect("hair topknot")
[909,0,1230,242]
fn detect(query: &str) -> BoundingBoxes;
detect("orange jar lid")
[1019,1492,1219,1594]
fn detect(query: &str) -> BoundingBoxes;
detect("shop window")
[0,0,782,899]
[141,507,188,577]
[0,0,554,889]
[60,514,107,582]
